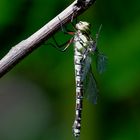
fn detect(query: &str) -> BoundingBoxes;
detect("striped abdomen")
[72,32,89,138]
[72,53,84,137]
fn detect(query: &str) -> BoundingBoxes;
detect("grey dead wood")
[0,0,96,78]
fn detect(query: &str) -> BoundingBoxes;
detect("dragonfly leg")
[46,17,75,52]
[46,36,73,52]
[71,11,78,24]
[62,37,74,51]
[58,16,75,35]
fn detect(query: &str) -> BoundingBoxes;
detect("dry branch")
[0,0,96,78]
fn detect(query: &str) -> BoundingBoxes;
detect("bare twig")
[0,0,96,78]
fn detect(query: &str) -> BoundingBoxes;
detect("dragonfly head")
[75,21,91,34]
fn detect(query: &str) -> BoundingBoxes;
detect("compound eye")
[79,21,83,25]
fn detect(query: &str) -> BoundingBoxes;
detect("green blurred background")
[0,0,140,140]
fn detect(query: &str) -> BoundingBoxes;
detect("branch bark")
[0,0,96,78]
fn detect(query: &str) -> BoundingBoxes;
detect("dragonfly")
[50,20,107,138]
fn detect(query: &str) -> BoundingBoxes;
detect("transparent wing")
[96,52,108,74]
[82,55,91,81]
[84,66,99,104]
[83,56,98,104]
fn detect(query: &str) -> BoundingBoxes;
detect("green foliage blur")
[0,0,140,140]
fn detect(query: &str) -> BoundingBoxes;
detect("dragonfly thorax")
[74,32,89,54]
